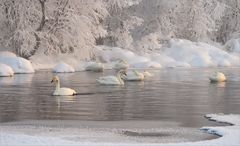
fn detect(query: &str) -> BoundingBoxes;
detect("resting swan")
[209,72,226,82]
[85,62,104,72]
[143,70,153,77]
[123,70,144,81]
[51,76,76,96]
[114,60,129,70]
[97,70,127,85]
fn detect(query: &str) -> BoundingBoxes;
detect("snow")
[0,63,14,77]
[94,39,240,69]
[52,62,75,73]
[0,52,35,74]
[0,114,239,146]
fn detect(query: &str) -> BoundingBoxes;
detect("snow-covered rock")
[0,63,14,77]
[0,52,35,74]
[52,62,75,73]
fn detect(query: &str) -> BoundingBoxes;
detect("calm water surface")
[0,68,240,126]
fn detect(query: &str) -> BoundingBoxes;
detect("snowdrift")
[0,52,35,73]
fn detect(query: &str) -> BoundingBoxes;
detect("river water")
[0,68,240,143]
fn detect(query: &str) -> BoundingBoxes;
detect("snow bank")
[0,52,35,73]
[0,63,14,77]
[95,39,240,69]
[52,62,75,73]
[162,39,239,67]
[0,114,239,146]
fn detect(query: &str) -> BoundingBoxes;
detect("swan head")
[119,59,128,64]
[51,76,60,83]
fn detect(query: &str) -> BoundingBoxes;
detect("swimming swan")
[123,70,144,81]
[97,70,127,85]
[85,62,104,72]
[51,76,76,96]
[143,70,153,77]
[114,60,129,70]
[209,72,226,82]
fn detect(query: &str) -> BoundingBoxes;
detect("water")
[0,68,240,143]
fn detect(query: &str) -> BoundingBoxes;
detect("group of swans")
[85,60,129,72]
[50,58,226,96]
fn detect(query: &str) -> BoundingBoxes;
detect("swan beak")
[51,80,53,83]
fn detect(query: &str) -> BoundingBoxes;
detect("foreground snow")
[0,114,239,146]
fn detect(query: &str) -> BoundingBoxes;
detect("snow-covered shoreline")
[0,114,239,146]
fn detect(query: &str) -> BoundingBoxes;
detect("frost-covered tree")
[103,0,143,50]
[0,0,108,59]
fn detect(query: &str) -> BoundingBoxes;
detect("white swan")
[114,60,129,70]
[51,76,76,96]
[85,62,104,72]
[143,70,153,77]
[123,70,144,81]
[97,70,126,85]
[209,72,226,82]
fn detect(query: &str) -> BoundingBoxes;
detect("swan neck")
[55,81,60,91]
[117,72,124,84]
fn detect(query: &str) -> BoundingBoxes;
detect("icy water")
[1,68,240,143]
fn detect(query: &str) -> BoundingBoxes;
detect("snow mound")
[0,63,14,77]
[0,53,35,74]
[52,62,75,73]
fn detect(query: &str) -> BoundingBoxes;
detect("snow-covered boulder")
[0,63,14,77]
[0,53,35,74]
[0,51,17,57]
[52,62,75,73]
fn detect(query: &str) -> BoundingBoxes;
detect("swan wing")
[54,87,76,96]
[97,76,121,85]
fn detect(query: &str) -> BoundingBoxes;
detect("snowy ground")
[0,114,239,146]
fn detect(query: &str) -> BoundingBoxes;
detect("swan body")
[123,70,144,81]
[97,70,126,85]
[143,70,153,77]
[85,62,104,72]
[209,72,226,82]
[51,76,76,96]
[114,60,129,70]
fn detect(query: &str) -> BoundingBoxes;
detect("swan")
[123,70,144,81]
[85,62,104,72]
[209,72,226,82]
[51,76,76,96]
[143,70,153,77]
[96,70,127,85]
[114,60,129,70]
